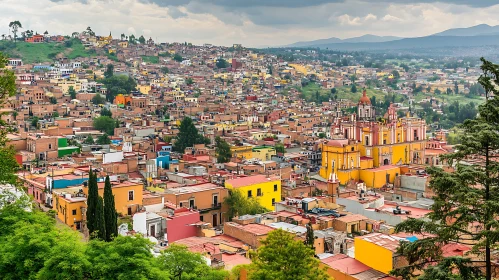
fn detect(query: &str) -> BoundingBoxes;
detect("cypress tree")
[95,196,106,240]
[86,170,97,234]
[104,175,118,241]
[304,221,315,250]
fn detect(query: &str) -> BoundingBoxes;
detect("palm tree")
[86,26,95,36]
[8,20,22,42]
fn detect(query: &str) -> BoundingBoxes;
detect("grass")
[299,82,388,103]
[0,39,96,64]
[413,91,485,105]
[141,55,159,64]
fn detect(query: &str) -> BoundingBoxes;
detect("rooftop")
[225,175,279,188]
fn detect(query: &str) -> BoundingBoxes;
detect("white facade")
[103,151,124,164]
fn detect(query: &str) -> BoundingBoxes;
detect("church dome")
[359,89,371,105]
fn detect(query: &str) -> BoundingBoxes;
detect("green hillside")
[0,39,96,64]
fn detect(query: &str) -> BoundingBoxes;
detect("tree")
[160,66,169,74]
[318,132,326,139]
[8,21,22,42]
[351,84,357,93]
[104,64,114,79]
[68,86,77,100]
[275,143,285,154]
[392,58,499,280]
[100,107,112,117]
[138,35,146,44]
[100,75,137,101]
[86,170,98,235]
[215,136,232,163]
[86,235,169,279]
[31,116,39,128]
[216,58,229,69]
[129,34,136,44]
[103,175,117,242]
[224,190,268,221]
[94,196,106,240]
[186,78,194,85]
[304,221,315,250]
[97,133,111,145]
[454,81,459,94]
[85,26,95,36]
[173,117,209,153]
[392,70,400,79]
[92,93,106,105]
[173,54,183,62]
[49,96,57,104]
[84,135,95,144]
[159,244,206,279]
[249,229,330,280]
[93,116,116,135]
[330,88,337,94]
[52,111,59,118]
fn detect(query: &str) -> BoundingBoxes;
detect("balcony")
[199,203,222,213]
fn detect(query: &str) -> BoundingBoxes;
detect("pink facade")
[166,209,200,243]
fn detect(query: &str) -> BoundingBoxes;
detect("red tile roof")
[225,174,279,188]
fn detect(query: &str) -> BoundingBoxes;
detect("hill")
[307,34,499,52]
[0,39,96,63]
[286,34,402,47]
[433,24,499,37]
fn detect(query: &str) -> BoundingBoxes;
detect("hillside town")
[0,28,496,279]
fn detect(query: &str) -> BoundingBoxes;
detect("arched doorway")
[383,159,389,165]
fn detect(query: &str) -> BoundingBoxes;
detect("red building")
[25,35,45,43]
[164,208,200,243]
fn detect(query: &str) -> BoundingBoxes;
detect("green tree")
[52,111,59,118]
[84,135,95,144]
[94,196,106,240]
[97,133,111,145]
[92,93,106,105]
[249,229,330,280]
[93,116,116,135]
[304,221,315,250]
[8,21,22,43]
[138,35,146,44]
[318,132,326,139]
[392,70,400,79]
[275,143,285,154]
[103,175,117,242]
[86,170,98,234]
[68,86,77,100]
[31,116,39,128]
[224,190,268,221]
[100,75,136,101]
[351,84,357,93]
[173,54,183,62]
[49,96,57,104]
[104,64,114,79]
[161,66,169,74]
[215,136,232,163]
[128,34,136,44]
[186,78,194,85]
[216,58,229,69]
[86,235,169,279]
[173,117,209,153]
[392,58,499,280]
[159,244,206,279]
[100,107,112,117]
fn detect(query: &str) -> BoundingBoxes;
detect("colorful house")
[251,145,276,161]
[231,145,253,159]
[225,175,281,210]
[83,181,143,215]
[52,189,86,230]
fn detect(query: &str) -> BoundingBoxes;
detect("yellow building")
[137,85,152,95]
[83,181,143,215]
[251,145,276,161]
[52,189,86,230]
[225,175,281,210]
[354,233,407,274]
[231,145,253,159]
[319,139,361,185]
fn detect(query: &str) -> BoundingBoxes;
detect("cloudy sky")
[1,0,499,47]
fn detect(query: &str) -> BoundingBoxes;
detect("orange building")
[114,94,132,107]
[25,35,45,43]
[83,180,143,215]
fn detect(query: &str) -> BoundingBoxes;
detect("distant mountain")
[308,34,499,51]
[433,24,499,37]
[286,34,402,47]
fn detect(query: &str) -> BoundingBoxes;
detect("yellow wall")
[251,146,276,161]
[359,166,400,188]
[231,146,253,159]
[83,183,143,215]
[320,142,361,185]
[137,85,151,95]
[354,237,393,274]
[225,179,281,210]
[53,193,86,228]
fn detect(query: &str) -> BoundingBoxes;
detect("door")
[150,224,156,237]
[212,213,218,227]
[213,195,218,207]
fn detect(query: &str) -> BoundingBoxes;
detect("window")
[257,188,262,196]
[128,191,134,201]
[272,198,276,205]
[72,209,77,215]
[274,184,278,192]
[179,202,183,207]
[247,190,252,198]
[127,207,132,215]
[200,215,204,222]
[351,147,354,151]
[189,199,195,208]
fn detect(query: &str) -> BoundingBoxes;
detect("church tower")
[357,89,375,121]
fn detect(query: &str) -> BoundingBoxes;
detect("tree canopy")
[248,229,330,280]
[215,136,232,163]
[173,117,210,153]
[93,116,116,135]
[100,75,137,101]
[92,93,106,105]
[223,189,268,221]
